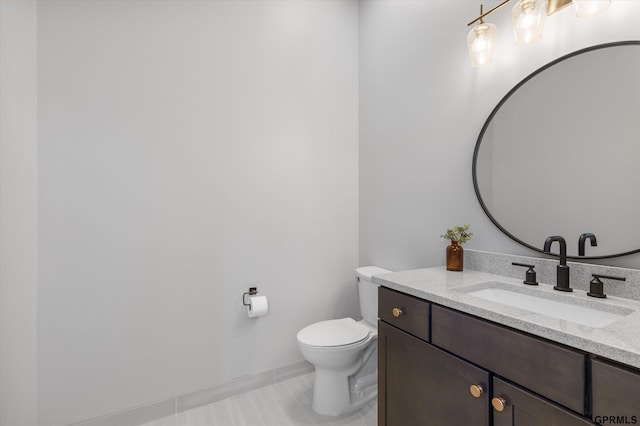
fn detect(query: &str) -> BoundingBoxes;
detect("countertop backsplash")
[465,249,640,301]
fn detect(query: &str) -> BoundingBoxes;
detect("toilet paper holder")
[242,287,258,307]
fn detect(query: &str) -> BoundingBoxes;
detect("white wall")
[37,1,359,424]
[359,0,640,271]
[0,1,39,425]
[6,1,640,424]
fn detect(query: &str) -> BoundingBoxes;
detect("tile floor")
[142,373,377,426]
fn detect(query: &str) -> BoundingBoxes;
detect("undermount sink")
[462,283,634,328]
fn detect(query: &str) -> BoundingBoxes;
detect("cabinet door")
[378,321,489,426]
[592,358,640,424]
[492,378,594,426]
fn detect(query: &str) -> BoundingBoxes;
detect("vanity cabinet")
[378,287,597,426]
[592,358,640,424]
[378,317,489,425]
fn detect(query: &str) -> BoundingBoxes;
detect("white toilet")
[296,266,390,416]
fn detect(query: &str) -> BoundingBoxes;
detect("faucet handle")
[512,262,538,286]
[578,233,598,256]
[588,274,626,299]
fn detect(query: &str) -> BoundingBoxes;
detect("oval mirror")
[473,41,640,260]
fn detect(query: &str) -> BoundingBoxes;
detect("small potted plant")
[441,224,472,271]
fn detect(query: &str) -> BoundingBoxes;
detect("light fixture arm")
[468,0,575,26]
[467,0,513,27]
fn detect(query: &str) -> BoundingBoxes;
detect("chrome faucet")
[578,233,597,256]
[543,236,572,292]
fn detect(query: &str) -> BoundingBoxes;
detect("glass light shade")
[511,0,546,45]
[572,0,611,17]
[467,22,498,67]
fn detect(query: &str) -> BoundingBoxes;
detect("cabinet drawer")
[432,305,587,414]
[592,358,640,423]
[379,287,430,341]
[492,377,593,426]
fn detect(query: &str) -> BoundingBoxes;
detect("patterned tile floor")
[142,373,377,426]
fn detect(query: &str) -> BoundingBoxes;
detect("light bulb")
[511,0,546,45]
[573,0,611,18]
[467,22,497,67]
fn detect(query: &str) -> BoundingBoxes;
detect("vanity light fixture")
[467,0,612,66]
[467,5,499,67]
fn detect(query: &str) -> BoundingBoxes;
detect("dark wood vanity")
[378,286,640,426]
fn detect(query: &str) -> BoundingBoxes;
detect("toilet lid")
[297,318,371,347]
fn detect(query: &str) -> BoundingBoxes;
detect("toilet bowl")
[296,266,390,416]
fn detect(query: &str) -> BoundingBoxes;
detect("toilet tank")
[356,266,391,325]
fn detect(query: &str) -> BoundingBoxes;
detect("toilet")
[296,266,391,416]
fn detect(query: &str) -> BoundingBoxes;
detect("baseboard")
[70,399,176,426]
[71,360,313,426]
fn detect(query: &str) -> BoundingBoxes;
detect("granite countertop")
[373,267,640,369]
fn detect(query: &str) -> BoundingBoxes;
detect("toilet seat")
[297,318,372,348]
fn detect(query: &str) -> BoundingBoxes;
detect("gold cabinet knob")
[492,397,507,412]
[392,307,403,318]
[469,384,484,398]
